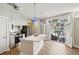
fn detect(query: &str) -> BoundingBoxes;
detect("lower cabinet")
[10,35,15,48]
[0,36,7,54]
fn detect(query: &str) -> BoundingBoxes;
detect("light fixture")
[7,3,23,10]
[19,8,23,10]
[40,11,43,24]
[32,3,37,23]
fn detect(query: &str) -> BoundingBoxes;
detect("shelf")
[51,18,69,40]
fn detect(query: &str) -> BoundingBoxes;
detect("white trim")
[65,43,72,48]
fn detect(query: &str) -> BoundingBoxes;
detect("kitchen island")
[20,34,46,55]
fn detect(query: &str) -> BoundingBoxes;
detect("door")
[0,16,7,53]
[74,17,79,47]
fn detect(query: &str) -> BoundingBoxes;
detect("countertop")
[20,34,47,42]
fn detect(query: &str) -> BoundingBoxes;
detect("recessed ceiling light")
[19,8,23,10]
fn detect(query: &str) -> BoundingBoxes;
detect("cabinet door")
[10,35,15,48]
[0,16,7,53]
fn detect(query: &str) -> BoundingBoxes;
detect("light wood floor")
[1,40,79,55]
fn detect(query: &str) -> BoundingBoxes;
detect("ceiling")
[15,3,79,19]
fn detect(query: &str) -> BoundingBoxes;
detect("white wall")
[32,19,40,34]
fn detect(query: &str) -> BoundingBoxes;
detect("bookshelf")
[51,18,69,43]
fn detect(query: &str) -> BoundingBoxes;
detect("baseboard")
[65,43,72,48]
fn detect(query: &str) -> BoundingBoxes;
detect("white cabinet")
[20,34,44,55]
[11,11,27,26]
[10,35,15,48]
[0,16,8,54]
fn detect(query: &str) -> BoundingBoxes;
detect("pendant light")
[40,11,43,24]
[32,3,37,23]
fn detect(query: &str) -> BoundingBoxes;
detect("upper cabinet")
[10,11,27,26]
